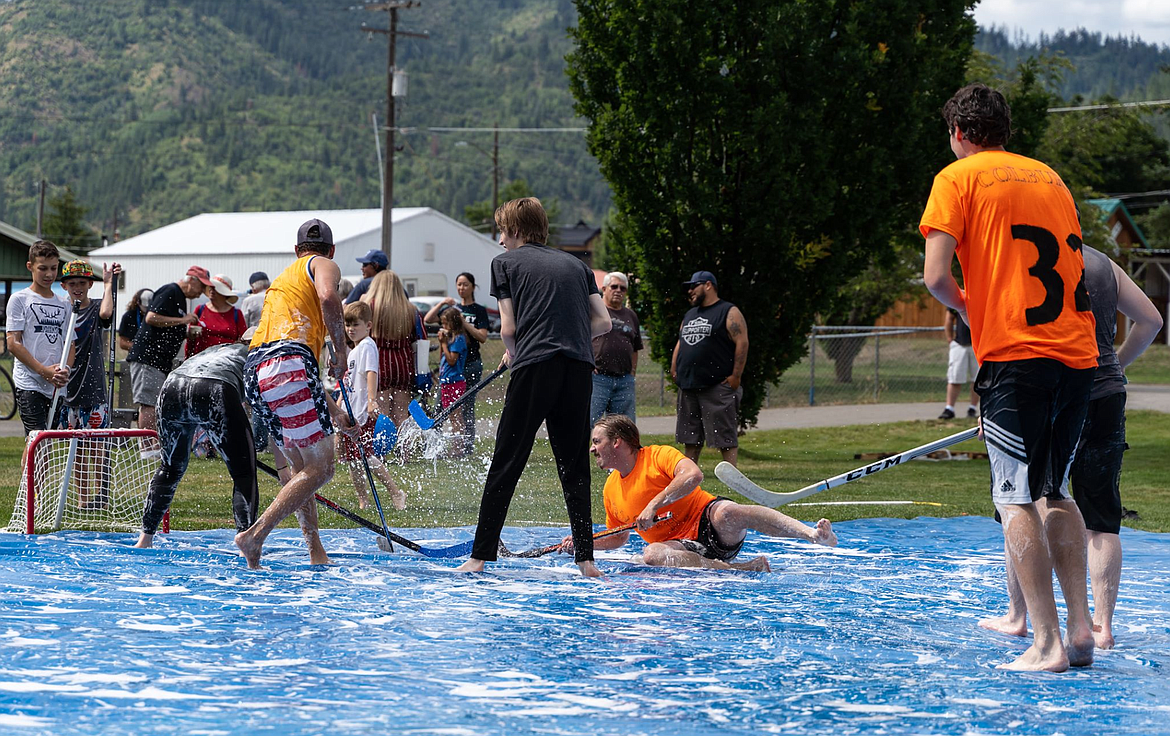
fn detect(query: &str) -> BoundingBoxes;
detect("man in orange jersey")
[558,415,836,570]
[236,219,353,569]
[920,84,1098,672]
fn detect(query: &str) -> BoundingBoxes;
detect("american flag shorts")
[244,341,333,449]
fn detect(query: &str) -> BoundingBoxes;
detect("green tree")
[567,0,975,423]
[42,186,98,255]
[463,179,561,236]
[1136,201,1170,249]
[1038,101,1170,195]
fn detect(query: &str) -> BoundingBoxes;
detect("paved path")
[3,384,1166,440]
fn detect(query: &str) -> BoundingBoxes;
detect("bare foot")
[134,533,153,549]
[309,548,332,565]
[811,518,837,547]
[979,614,1028,637]
[389,486,407,511]
[997,643,1069,672]
[1092,623,1115,650]
[731,555,771,572]
[1066,627,1095,667]
[577,560,603,578]
[234,530,262,570]
[357,495,370,510]
[456,558,486,573]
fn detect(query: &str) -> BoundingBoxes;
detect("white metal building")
[89,207,503,309]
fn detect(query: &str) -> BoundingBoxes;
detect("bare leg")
[369,456,406,511]
[683,444,702,464]
[138,405,160,451]
[643,542,770,572]
[968,387,980,410]
[294,496,331,565]
[1041,498,1094,667]
[719,446,739,467]
[979,539,1029,636]
[235,441,335,569]
[996,503,1077,672]
[1086,530,1121,650]
[946,383,960,408]
[346,460,371,509]
[710,501,837,547]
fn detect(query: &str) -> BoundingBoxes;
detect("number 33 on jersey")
[920,150,1098,371]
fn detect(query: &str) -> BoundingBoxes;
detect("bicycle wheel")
[0,366,16,421]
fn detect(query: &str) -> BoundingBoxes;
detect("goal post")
[8,428,167,535]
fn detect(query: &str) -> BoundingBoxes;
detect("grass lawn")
[2,411,1166,536]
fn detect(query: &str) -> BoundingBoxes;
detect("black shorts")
[1070,392,1127,535]
[15,388,55,436]
[976,358,1093,506]
[679,497,744,562]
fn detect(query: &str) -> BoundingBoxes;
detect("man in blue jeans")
[591,272,643,425]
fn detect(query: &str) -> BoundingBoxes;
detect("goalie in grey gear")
[135,338,259,547]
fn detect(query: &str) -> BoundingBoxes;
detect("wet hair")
[942,83,1012,148]
[456,272,476,288]
[594,414,642,450]
[28,240,59,264]
[344,300,372,325]
[494,197,549,245]
[440,306,466,335]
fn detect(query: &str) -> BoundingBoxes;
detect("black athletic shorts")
[976,358,1093,506]
[15,388,54,436]
[1070,392,1127,535]
[679,497,744,562]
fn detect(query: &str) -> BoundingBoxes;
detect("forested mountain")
[0,0,602,239]
[1,2,1168,242]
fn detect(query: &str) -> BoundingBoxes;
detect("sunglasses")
[607,284,627,291]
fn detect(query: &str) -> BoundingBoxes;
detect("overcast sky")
[974,0,1170,48]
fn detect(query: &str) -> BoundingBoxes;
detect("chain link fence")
[634,325,950,413]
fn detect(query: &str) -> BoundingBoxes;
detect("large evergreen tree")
[567,0,976,423]
[42,186,98,255]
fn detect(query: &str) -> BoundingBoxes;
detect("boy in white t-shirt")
[5,240,72,435]
[338,301,406,511]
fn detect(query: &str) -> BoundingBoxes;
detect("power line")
[1048,99,1170,113]
[399,126,586,133]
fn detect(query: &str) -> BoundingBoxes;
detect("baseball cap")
[297,218,333,247]
[187,265,212,285]
[356,249,389,268]
[248,271,269,286]
[60,260,100,282]
[682,270,718,288]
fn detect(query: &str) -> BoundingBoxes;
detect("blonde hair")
[494,197,549,245]
[363,270,415,341]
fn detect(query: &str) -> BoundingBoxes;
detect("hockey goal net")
[7,429,167,534]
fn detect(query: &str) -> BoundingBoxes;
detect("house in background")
[89,207,504,310]
[0,219,85,320]
[555,220,602,267]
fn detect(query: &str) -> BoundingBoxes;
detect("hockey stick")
[47,300,81,431]
[497,512,673,559]
[255,459,474,558]
[326,338,395,551]
[408,364,506,431]
[107,270,118,414]
[715,427,981,507]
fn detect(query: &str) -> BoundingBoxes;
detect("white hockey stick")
[46,300,81,431]
[715,427,980,507]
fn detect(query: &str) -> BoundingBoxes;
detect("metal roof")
[90,207,432,257]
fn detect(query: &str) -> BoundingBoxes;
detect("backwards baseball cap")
[297,218,333,247]
[356,249,389,268]
[682,270,718,288]
[248,271,269,286]
[187,265,212,285]
[60,260,100,282]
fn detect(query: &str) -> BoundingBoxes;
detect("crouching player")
[135,336,259,548]
[559,415,837,570]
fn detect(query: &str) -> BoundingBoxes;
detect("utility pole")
[360,1,428,266]
[36,179,46,238]
[492,122,499,239]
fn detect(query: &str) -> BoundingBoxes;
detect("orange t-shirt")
[603,445,716,544]
[919,150,1097,369]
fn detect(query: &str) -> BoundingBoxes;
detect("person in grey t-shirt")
[59,260,120,429]
[456,197,612,578]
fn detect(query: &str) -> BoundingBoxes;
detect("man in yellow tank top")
[236,219,353,569]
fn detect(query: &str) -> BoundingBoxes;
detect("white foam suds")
[119,585,190,594]
[0,713,54,728]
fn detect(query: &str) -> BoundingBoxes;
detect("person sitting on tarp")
[558,414,836,571]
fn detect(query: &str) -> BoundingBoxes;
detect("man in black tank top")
[980,245,1163,651]
[671,271,749,466]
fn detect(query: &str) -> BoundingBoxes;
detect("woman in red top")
[187,274,247,357]
[363,269,419,431]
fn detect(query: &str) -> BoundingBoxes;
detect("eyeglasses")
[607,284,627,291]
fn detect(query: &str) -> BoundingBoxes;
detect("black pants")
[141,377,258,535]
[470,355,595,562]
